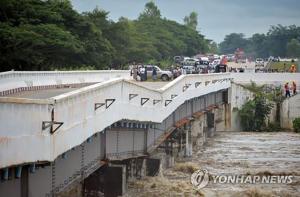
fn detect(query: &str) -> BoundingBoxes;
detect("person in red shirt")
[290,64,296,73]
[284,83,291,98]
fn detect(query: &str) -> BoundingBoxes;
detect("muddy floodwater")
[127,132,300,197]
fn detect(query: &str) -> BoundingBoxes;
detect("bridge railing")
[231,73,300,85]
[0,70,131,92]
[47,73,232,161]
[0,73,231,168]
[0,97,53,168]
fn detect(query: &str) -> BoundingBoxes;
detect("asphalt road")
[8,88,82,99]
[7,81,168,99]
[130,81,169,90]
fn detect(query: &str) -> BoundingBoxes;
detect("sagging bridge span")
[0,71,299,197]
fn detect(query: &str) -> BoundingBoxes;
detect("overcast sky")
[71,0,300,43]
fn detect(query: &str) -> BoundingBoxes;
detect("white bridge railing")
[231,73,300,85]
[0,70,131,92]
[0,73,231,168]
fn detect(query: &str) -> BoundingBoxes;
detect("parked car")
[214,64,227,73]
[210,59,220,68]
[145,65,172,81]
[268,56,280,62]
[199,57,209,62]
[183,58,199,65]
[173,56,183,64]
[255,58,264,66]
[182,65,196,74]
[196,60,209,70]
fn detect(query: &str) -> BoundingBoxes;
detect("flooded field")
[128,132,300,197]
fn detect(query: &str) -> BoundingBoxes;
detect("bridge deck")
[4,81,168,99]
[7,87,85,99]
[129,81,168,90]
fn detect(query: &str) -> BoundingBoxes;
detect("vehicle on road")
[173,56,183,64]
[255,58,264,67]
[145,65,173,81]
[183,58,199,65]
[255,58,265,72]
[199,56,209,62]
[268,56,280,62]
[210,59,220,68]
[182,65,196,74]
[195,60,209,70]
[214,64,228,73]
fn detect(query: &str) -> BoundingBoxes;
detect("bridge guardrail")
[0,70,131,93]
[231,73,300,84]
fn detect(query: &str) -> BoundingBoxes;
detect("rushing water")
[128,132,300,197]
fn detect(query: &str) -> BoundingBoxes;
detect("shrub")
[293,118,300,133]
[239,95,273,131]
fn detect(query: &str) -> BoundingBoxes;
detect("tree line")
[0,0,210,71]
[219,25,300,58]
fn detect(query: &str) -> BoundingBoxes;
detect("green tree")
[239,100,256,131]
[239,95,273,131]
[286,38,300,58]
[220,25,300,58]
[219,33,249,54]
[248,33,268,58]
[239,82,275,131]
[207,41,218,54]
[0,0,210,71]
[183,12,198,30]
[0,23,84,71]
[139,1,161,19]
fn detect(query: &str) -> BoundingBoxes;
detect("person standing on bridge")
[132,65,138,81]
[290,64,297,73]
[284,82,291,98]
[292,81,297,95]
[152,66,157,81]
[139,65,146,81]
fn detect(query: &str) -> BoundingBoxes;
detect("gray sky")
[71,0,300,43]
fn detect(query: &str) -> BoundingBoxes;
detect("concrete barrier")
[0,70,131,92]
[281,94,300,129]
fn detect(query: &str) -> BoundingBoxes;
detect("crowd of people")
[130,65,149,81]
[284,81,297,98]
[170,66,182,79]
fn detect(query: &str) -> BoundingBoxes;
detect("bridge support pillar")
[146,158,160,176]
[225,103,231,130]
[190,116,207,148]
[165,154,174,168]
[164,139,175,168]
[184,123,192,157]
[207,112,216,137]
[104,165,127,197]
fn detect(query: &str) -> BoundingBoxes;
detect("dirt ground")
[127,132,300,197]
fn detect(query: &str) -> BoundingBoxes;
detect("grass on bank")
[268,61,298,71]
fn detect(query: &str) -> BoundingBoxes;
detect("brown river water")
[127,132,300,197]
